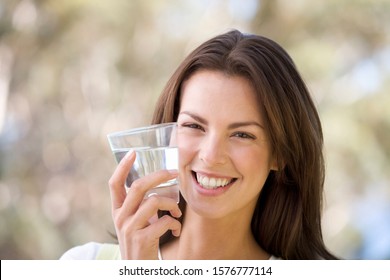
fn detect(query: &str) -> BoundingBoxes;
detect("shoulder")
[59,242,103,260]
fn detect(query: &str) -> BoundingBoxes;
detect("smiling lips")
[195,172,236,189]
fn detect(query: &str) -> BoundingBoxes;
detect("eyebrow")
[179,111,265,130]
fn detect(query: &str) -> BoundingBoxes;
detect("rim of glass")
[107,122,177,138]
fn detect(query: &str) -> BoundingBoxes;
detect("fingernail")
[172,228,181,237]
[175,209,182,218]
[125,150,135,160]
[167,169,179,175]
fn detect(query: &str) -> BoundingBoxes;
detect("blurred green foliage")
[0,0,389,259]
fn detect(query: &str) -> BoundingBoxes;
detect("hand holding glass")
[107,123,179,203]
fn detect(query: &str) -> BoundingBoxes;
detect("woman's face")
[176,70,277,219]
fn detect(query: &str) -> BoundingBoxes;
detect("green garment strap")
[96,243,121,260]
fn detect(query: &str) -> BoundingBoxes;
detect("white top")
[60,242,280,260]
[60,242,105,260]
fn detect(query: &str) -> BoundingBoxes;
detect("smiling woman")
[174,71,276,232]
[61,29,338,260]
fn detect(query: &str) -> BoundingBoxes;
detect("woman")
[61,29,337,260]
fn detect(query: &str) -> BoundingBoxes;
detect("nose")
[198,132,228,166]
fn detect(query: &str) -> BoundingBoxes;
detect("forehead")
[180,70,262,119]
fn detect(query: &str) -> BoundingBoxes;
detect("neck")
[161,208,269,260]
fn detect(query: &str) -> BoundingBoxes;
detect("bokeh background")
[0,0,389,260]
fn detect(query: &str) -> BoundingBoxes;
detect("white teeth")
[196,173,232,189]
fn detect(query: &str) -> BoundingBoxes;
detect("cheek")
[177,134,199,167]
[233,147,273,179]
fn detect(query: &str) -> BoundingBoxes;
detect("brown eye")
[181,123,204,131]
[232,132,256,139]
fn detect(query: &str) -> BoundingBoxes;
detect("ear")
[270,161,279,171]
[270,155,284,171]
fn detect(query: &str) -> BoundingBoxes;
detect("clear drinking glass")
[107,122,179,203]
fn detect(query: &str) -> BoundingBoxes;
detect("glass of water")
[107,122,179,203]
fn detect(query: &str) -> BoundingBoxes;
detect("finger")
[142,214,182,239]
[121,169,178,215]
[130,195,182,228]
[108,150,136,210]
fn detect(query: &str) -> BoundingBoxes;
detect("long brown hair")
[152,29,337,259]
